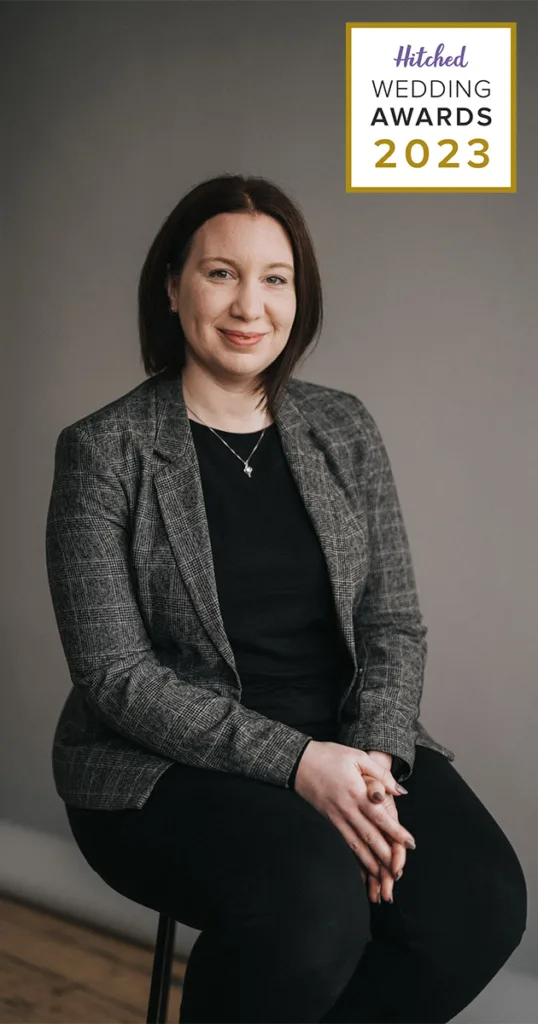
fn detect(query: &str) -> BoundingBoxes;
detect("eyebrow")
[199,256,294,273]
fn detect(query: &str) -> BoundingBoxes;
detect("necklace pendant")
[244,464,253,477]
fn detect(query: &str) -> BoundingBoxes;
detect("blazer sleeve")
[338,397,428,782]
[45,424,312,790]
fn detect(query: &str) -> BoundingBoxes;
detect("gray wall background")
[2,0,536,987]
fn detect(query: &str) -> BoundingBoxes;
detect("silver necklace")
[184,401,267,478]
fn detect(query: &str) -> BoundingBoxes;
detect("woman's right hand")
[293,740,416,880]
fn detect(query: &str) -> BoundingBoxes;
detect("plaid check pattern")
[45,369,455,809]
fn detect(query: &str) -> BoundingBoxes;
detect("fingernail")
[377,891,382,904]
[395,869,403,881]
[395,784,408,794]
[405,838,416,849]
[371,791,384,803]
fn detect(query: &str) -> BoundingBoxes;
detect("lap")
[67,758,368,933]
[396,745,525,883]
[375,746,527,953]
[66,745,526,945]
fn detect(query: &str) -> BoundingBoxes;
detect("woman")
[46,174,527,1023]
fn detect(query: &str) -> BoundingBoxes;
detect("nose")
[229,278,266,321]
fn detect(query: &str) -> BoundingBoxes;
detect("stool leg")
[146,914,176,1024]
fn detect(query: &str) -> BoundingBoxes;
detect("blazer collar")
[151,370,362,685]
[152,366,313,460]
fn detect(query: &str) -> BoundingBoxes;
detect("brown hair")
[138,174,324,416]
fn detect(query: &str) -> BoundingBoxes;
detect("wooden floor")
[0,895,187,1023]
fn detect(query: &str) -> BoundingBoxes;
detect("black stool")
[146,913,177,1023]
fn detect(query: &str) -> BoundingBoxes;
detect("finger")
[350,802,414,871]
[365,801,416,851]
[374,794,408,878]
[370,795,408,880]
[362,771,408,804]
[363,776,389,805]
[369,872,381,904]
[347,805,396,872]
[379,863,395,903]
[334,814,383,878]
[391,842,407,880]
[367,834,402,890]
[354,753,407,796]
[364,847,395,902]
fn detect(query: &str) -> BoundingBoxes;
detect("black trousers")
[66,745,527,1024]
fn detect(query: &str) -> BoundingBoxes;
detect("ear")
[165,271,175,306]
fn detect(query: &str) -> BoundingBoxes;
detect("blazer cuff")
[389,755,408,783]
[286,737,313,790]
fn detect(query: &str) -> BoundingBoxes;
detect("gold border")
[345,22,517,193]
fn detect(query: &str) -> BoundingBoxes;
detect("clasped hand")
[360,749,410,905]
[294,741,414,906]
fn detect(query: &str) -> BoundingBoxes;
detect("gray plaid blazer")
[45,368,455,810]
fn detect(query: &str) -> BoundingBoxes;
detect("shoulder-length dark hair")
[138,174,323,416]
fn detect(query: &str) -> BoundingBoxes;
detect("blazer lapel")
[152,370,364,683]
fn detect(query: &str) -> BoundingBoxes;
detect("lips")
[218,329,266,346]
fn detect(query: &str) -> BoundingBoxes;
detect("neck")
[181,366,273,432]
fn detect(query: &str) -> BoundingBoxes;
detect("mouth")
[218,329,267,347]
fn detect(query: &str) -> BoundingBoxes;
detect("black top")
[188,417,353,789]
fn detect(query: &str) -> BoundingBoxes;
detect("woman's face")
[167,211,297,383]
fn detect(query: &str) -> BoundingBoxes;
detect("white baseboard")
[0,819,536,1023]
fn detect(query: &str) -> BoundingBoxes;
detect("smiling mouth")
[218,329,267,346]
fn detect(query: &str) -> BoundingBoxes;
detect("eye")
[208,269,231,280]
[207,269,287,285]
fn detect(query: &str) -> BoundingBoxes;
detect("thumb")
[353,751,408,798]
[364,775,389,804]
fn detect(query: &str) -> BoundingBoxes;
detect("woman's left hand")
[358,750,408,903]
